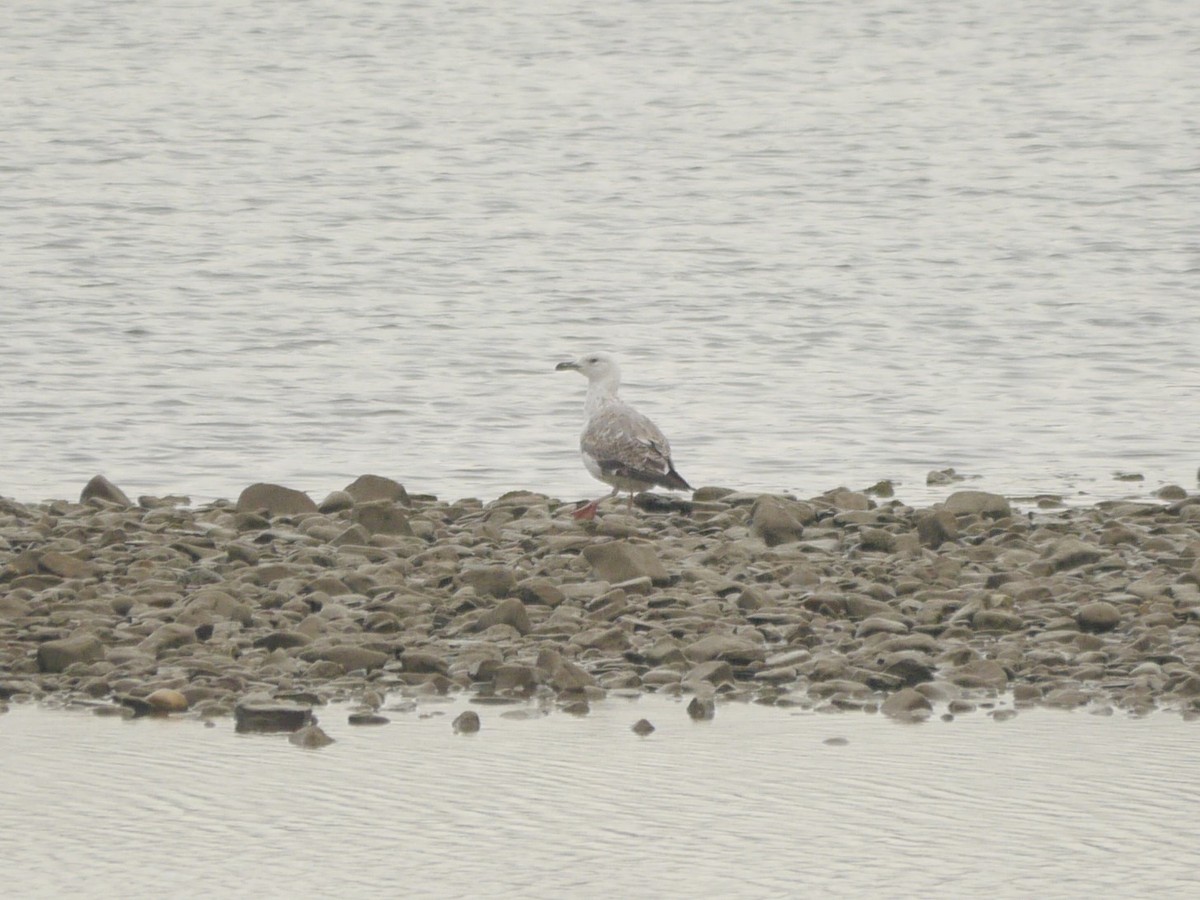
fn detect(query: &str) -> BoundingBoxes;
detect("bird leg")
[572,499,600,520]
[572,485,620,521]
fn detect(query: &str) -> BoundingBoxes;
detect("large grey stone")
[234,700,313,733]
[352,501,413,536]
[344,474,410,505]
[943,490,1012,519]
[583,541,669,585]
[474,598,532,635]
[748,495,813,546]
[459,565,517,598]
[37,635,104,673]
[80,475,132,507]
[236,483,318,516]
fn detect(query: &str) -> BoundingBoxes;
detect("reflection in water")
[3,697,1200,898]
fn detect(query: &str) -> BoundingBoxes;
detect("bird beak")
[555,361,580,371]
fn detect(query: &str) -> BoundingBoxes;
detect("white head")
[555,352,621,391]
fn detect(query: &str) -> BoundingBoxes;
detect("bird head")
[555,352,621,388]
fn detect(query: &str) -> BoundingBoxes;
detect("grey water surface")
[1,0,1196,507]
[3,697,1200,899]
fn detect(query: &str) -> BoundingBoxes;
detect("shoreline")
[2,473,1199,732]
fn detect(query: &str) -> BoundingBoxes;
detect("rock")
[926,468,964,486]
[948,659,1009,690]
[236,483,318,516]
[1077,601,1121,633]
[493,664,537,693]
[858,528,896,553]
[474,598,532,635]
[516,577,565,607]
[748,495,812,546]
[352,501,413,536]
[583,541,670,585]
[81,475,132,506]
[38,551,96,580]
[1049,539,1103,571]
[881,688,932,720]
[304,646,390,673]
[344,474,410,505]
[632,718,656,735]
[459,566,517,598]
[943,491,1011,519]
[253,631,313,651]
[683,661,736,688]
[401,650,449,675]
[971,609,1024,632]
[37,635,104,673]
[317,491,355,513]
[1156,484,1187,500]
[536,649,597,692]
[452,710,481,733]
[683,633,765,664]
[687,696,716,720]
[348,712,389,726]
[145,688,189,713]
[289,725,335,748]
[916,510,959,548]
[235,701,313,733]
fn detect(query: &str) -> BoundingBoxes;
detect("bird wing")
[581,400,679,487]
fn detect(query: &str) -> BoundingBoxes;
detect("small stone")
[236,483,318,516]
[1076,601,1121,633]
[235,701,313,733]
[453,710,481,733]
[348,712,389,726]
[683,633,765,664]
[632,718,656,735]
[1049,539,1103,571]
[318,491,355,513]
[1156,485,1187,500]
[823,736,849,746]
[516,577,566,607]
[583,541,670,585]
[916,510,959,548]
[145,688,189,714]
[858,528,896,553]
[352,501,413,536]
[344,474,410,505]
[37,635,104,673]
[881,688,933,720]
[687,696,716,720]
[460,565,518,599]
[943,490,1011,519]
[748,495,813,546]
[289,725,335,748]
[474,597,532,635]
[38,552,96,580]
[81,475,132,506]
[304,645,390,673]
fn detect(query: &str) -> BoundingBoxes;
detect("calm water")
[1,0,1196,508]
[3,697,1200,899]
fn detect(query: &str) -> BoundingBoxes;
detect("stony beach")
[3,473,1200,736]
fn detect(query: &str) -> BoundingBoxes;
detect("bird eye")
[587,356,598,364]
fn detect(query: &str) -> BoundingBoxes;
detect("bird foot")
[571,500,600,520]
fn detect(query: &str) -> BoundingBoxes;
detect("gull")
[555,352,693,519]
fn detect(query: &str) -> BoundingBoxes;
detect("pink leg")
[572,499,600,520]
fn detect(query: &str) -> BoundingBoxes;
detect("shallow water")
[3,696,1200,899]
[1,0,1196,508]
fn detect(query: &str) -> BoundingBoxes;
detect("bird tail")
[660,464,693,493]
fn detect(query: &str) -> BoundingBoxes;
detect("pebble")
[0,474,1196,732]
[452,710,481,734]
